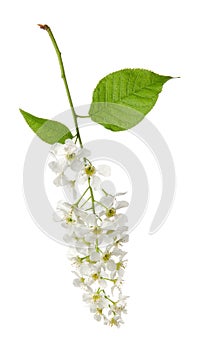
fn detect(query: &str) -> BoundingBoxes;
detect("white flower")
[53,200,89,244]
[114,233,129,246]
[108,295,128,316]
[104,315,124,328]
[78,164,111,190]
[50,139,89,170]
[91,305,104,322]
[73,271,87,287]
[83,290,108,309]
[72,271,94,292]
[55,200,88,221]
[100,194,129,218]
[86,264,108,288]
[49,140,90,186]
[101,250,116,271]
[111,247,127,259]
[54,174,77,198]
[83,213,118,246]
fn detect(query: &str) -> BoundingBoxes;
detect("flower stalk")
[38,24,83,148]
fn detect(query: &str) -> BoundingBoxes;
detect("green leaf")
[89,69,173,131]
[20,109,73,144]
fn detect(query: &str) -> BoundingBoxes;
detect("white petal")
[100,180,116,196]
[72,187,77,200]
[75,245,88,255]
[94,314,101,321]
[65,180,77,199]
[64,139,74,145]
[79,264,91,275]
[74,208,88,221]
[71,159,82,171]
[53,211,63,222]
[122,234,129,243]
[56,200,71,211]
[86,214,97,227]
[99,279,107,288]
[92,175,101,190]
[48,161,57,172]
[50,143,64,156]
[64,166,77,180]
[49,158,66,173]
[107,260,116,271]
[115,214,128,226]
[75,226,89,236]
[114,226,128,234]
[115,201,129,209]
[78,174,87,184]
[101,220,116,230]
[90,304,97,313]
[112,247,124,256]
[90,251,100,262]
[97,165,111,177]
[64,139,76,146]
[85,234,96,243]
[115,191,127,196]
[64,140,77,153]
[73,278,81,287]
[100,196,113,207]
[82,293,90,303]
[118,269,125,277]
[102,234,114,244]
[53,174,69,187]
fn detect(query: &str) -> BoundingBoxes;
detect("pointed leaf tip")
[20,109,73,144]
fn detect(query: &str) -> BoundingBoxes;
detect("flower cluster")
[49,139,129,327]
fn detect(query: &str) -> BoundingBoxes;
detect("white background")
[1,0,199,349]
